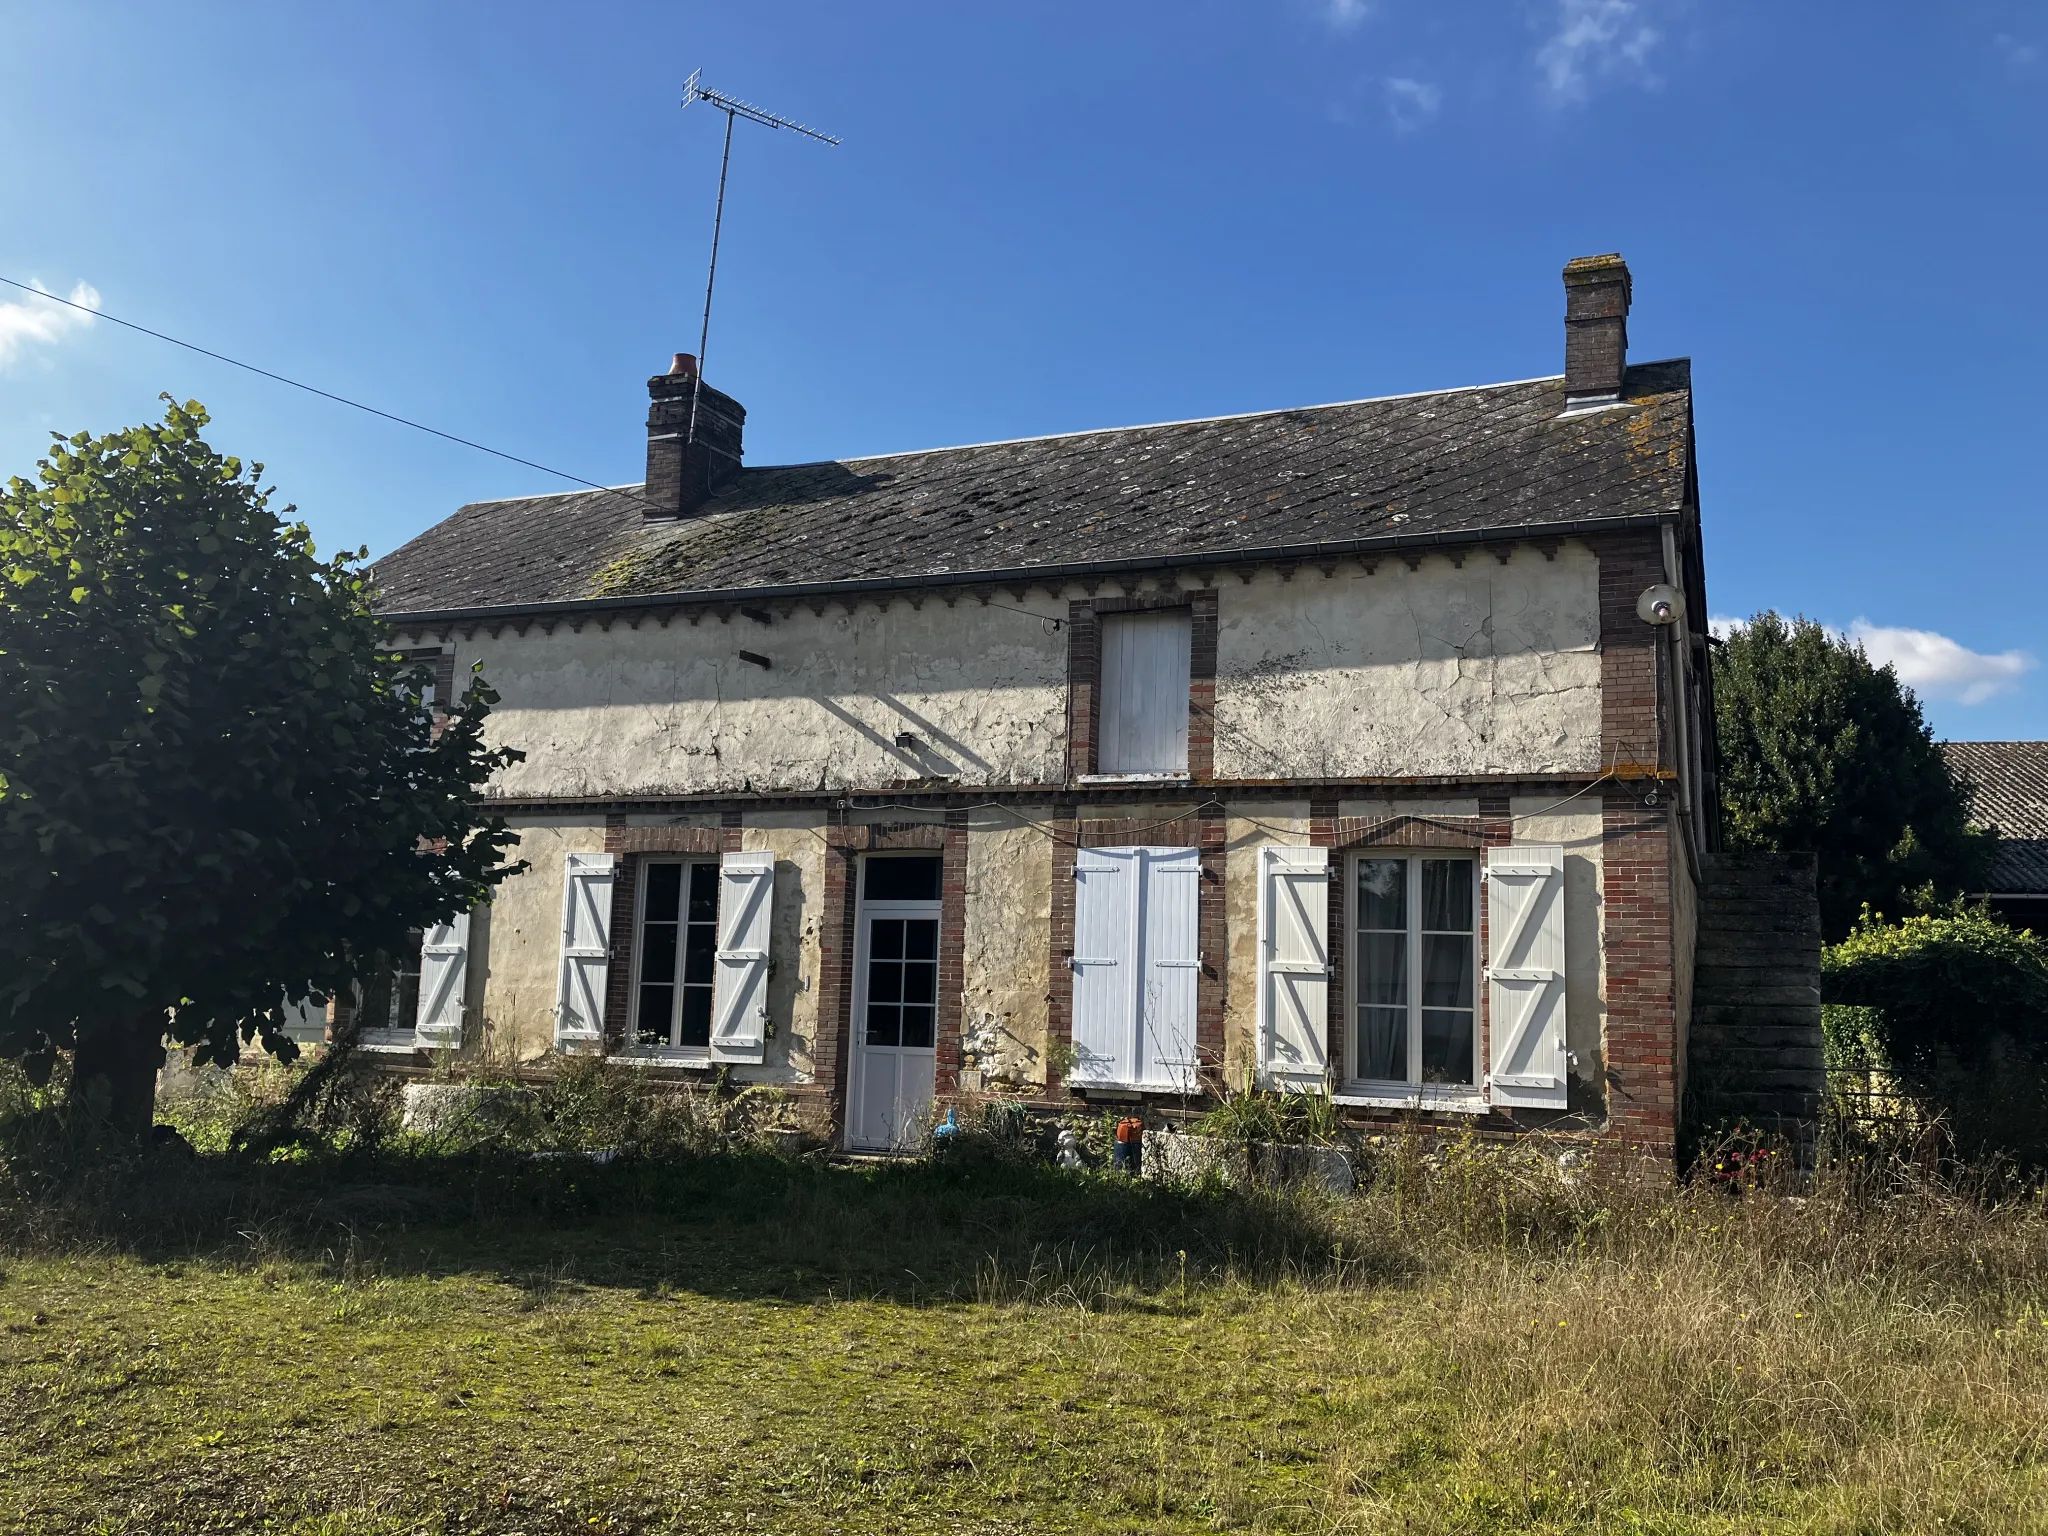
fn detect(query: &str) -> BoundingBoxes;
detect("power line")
[0,274,645,508]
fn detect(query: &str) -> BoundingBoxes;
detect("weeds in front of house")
[4,1062,2048,1531]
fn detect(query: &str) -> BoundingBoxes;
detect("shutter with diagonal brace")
[710,850,774,1063]
[1258,846,1330,1088]
[1485,844,1567,1108]
[1070,848,1136,1086]
[555,852,614,1048]
[413,912,470,1050]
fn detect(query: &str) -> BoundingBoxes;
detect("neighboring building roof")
[371,359,1693,617]
[1943,741,2048,895]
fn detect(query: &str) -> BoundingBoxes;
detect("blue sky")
[2,1,2044,738]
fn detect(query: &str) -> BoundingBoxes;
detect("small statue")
[1055,1128,1085,1170]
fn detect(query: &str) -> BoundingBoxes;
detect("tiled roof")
[1943,741,2048,894]
[371,359,1693,616]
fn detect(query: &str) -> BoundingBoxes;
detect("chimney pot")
[669,352,696,378]
[1562,253,1631,406]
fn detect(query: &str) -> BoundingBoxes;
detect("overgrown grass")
[3,1078,2046,1532]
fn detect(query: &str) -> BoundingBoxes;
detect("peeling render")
[1213,548,1602,780]
[477,819,605,1064]
[439,546,1600,801]
[1221,806,1313,1085]
[961,811,1053,1086]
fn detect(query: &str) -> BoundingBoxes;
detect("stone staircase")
[1686,852,1825,1154]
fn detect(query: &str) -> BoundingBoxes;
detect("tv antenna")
[679,70,841,453]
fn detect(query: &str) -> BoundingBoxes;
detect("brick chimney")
[645,353,746,519]
[1562,254,1631,406]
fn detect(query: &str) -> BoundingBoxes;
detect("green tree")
[1712,611,1989,941]
[0,400,522,1136]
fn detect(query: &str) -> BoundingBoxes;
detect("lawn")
[2,1139,2046,1535]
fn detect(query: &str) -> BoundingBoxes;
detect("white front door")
[849,857,944,1151]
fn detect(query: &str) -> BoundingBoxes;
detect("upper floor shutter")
[1485,844,1567,1108]
[709,850,774,1063]
[1097,610,1192,774]
[556,852,614,1049]
[1259,846,1330,1088]
[413,912,470,1050]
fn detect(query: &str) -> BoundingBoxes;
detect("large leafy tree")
[1713,611,1989,940]
[0,399,522,1135]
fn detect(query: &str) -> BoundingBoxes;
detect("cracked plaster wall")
[449,600,1069,799]
[1213,547,1601,780]
[961,812,1053,1087]
[1221,805,1313,1086]
[475,818,606,1063]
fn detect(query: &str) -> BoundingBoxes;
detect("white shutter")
[1486,844,1567,1108]
[1137,847,1201,1091]
[1097,610,1192,774]
[710,850,774,1063]
[1070,848,1137,1085]
[1258,847,1329,1088]
[413,911,470,1050]
[555,852,614,1048]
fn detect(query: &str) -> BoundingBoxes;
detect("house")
[1942,741,2048,926]
[364,253,1720,1160]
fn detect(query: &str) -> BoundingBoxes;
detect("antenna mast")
[679,71,841,454]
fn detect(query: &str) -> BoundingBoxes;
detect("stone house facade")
[363,253,1719,1159]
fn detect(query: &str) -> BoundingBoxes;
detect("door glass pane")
[1421,858,1472,933]
[1356,932,1407,1005]
[871,918,904,959]
[1357,1007,1407,1082]
[1420,934,1473,1009]
[901,1006,935,1049]
[866,1004,901,1047]
[391,932,424,1031]
[686,862,719,922]
[1356,859,1406,930]
[639,923,679,985]
[680,986,713,1050]
[865,857,942,902]
[905,920,938,961]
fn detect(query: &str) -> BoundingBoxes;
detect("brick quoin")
[935,810,970,1098]
[815,822,858,1137]
[1594,530,1683,1162]
[1044,805,1079,1090]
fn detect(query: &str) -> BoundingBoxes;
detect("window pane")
[1357,1007,1407,1081]
[866,1004,901,1047]
[870,919,904,959]
[637,985,674,1046]
[686,862,719,923]
[679,986,712,1049]
[392,937,422,1030]
[1421,1010,1474,1084]
[865,857,942,902]
[904,918,938,961]
[681,924,715,987]
[1422,859,1473,933]
[643,862,683,923]
[903,961,936,1005]
[1421,933,1474,1009]
[1356,859,1406,931]
[639,923,679,985]
[901,1006,935,1049]
[1356,932,1407,1006]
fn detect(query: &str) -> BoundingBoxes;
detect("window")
[634,861,720,1050]
[1097,609,1192,775]
[1351,855,1477,1088]
[354,931,424,1046]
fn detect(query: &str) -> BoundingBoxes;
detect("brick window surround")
[1065,589,1219,780]
[600,814,741,1052]
[1043,808,1227,1094]
[814,813,970,1138]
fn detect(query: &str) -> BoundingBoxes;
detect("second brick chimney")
[1562,253,1631,407]
[645,353,746,519]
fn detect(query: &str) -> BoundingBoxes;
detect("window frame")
[625,856,723,1059]
[1083,605,1194,782]
[1340,851,1484,1107]
[353,930,426,1053]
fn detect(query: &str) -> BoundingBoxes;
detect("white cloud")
[1384,76,1442,131]
[1996,33,2043,77]
[0,280,101,370]
[1537,0,1662,103]
[1708,613,1744,639]
[1323,0,1374,29]
[1848,620,2034,706]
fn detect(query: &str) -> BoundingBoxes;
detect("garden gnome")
[1055,1128,1085,1169]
